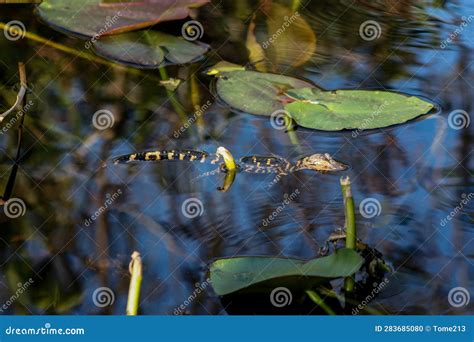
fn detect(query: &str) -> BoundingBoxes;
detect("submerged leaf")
[36,0,209,38]
[285,87,434,131]
[93,31,209,68]
[209,248,363,296]
[245,17,267,72]
[215,70,313,116]
[263,3,316,68]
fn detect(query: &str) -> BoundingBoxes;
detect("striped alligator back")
[113,150,209,164]
[239,156,290,173]
[239,156,288,168]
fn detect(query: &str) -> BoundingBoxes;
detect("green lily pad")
[93,31,209,67]
[36,0,209,38]
[209,248,363,296]
[215,70,313,116]
[285,87,434,131]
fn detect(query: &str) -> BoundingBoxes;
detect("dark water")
[0,0,472,315]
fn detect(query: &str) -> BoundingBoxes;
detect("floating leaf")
[93,31,209,67]
[206,61,245,76]
[284,87,434,131]
[215,70,313,116]
[36,0,209,38]
[209,248,363,296]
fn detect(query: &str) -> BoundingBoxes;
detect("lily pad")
[285,87,434,131]
[209,248,363,296]
[215,70,313,116]
[36,0,209,38]
[93,31,209,67]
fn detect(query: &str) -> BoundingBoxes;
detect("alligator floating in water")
[112,148,348,175]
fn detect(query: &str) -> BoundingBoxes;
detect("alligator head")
[297,153,349,173]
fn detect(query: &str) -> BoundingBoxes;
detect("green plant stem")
[340,176,356,292]
[305,290,335,315]
[126,251,142,316]
[340,176,356,249]
[158,67,188,123]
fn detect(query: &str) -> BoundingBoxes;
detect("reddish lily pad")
[36,0,209,38]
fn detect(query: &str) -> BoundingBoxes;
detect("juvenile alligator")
[112,148,348,174]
